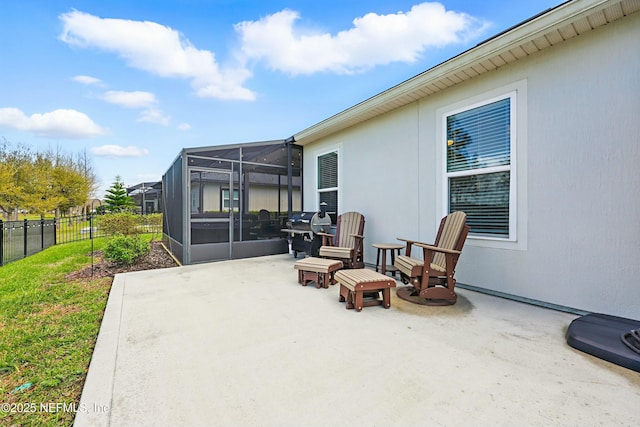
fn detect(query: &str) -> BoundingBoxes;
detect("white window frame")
[316,149,340,221]
[442,91,517,242]
[221,188,239,212]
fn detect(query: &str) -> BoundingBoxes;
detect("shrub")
[141,213,163,240]
[98,212,141,236]
[103,234,150,265]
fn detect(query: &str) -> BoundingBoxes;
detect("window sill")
[466,235,526,251]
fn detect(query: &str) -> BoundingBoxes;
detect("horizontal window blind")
[318,151,338,224]
[447,98,510,172]
[319,190,338,224]
[318,152,338,189]
[449,172,510,237]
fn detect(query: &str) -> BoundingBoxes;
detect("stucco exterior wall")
[302,104,422,251]
[302,12,640,317]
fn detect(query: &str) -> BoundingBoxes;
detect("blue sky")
[0,0,562,197]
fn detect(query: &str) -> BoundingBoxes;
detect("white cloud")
[59,4,488,96]
[235,2,488,75]
[91,144,149,157]
[101,90,169,126]
[59,10,255,101]
[137,107,171,126]
[73,75,103,86]
[0,107,107,139]
[177,122,191,131]
[102,90,157,108]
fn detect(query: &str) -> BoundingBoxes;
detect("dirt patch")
[66,241,179,280]
[37,303,82,318]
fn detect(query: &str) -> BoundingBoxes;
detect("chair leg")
[339,287,346,302]
[382,288,391,308]
[346,290,355,309]
[353,291,363,311]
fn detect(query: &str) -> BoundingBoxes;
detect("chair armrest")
[349,233,364,239]
[317,232,335,246]
[414,242,461,255]
[397,237,432,246]
[397,237,418,244]
[397,237,425,257]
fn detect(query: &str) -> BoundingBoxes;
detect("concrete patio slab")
[75,254,640,427]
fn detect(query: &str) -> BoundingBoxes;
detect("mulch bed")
[66,241,179,280]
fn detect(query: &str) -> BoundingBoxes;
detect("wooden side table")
[372,243,404,276]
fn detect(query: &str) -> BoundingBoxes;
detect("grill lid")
[286,211,331,235]
[287,212,316,229]
[310,212,331,234]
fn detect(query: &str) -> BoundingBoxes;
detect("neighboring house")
[127,181,163,214]
[292,0,639,318]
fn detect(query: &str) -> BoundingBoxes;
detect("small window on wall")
[317,151,338,224]
[445,94,515,239]
[221,189,239,211]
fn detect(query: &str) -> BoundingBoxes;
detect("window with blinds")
[445,95,514,238]
[318,151,338,224]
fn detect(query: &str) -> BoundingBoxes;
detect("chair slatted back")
[335,212,364,249]
[433,211,467,268]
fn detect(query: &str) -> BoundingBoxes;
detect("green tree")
[0,161,21,220]
[20,152,64,215]
[104,176,134,212]
[0,141,95,219]
[18,150,91,217]
[76,148,99,218]
[0,141,30,220]
[51,151,91,216]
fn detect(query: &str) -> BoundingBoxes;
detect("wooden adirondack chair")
[317,211,365,269]
[394,211,469,306]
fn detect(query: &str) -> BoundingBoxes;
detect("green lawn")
[0,238,111,427]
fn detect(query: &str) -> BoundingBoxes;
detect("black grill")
[283,210,331,258]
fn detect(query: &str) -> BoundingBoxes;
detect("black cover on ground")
[566,313,640,373]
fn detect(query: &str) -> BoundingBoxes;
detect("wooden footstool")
[294,257,343,289]
[335,269,397,311]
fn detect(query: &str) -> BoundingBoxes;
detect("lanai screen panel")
[185,141,302,244]
[162,155,183,244]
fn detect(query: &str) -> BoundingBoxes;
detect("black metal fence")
[2,219,52,266]
[0,214,161,266]
[55,215,108,245]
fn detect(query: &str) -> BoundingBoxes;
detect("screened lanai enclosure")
[162,140,302,264]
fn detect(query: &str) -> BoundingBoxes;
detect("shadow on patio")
[75,254,640,427]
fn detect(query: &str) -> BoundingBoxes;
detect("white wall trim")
[314,145,342,213]
[435,80,528,251]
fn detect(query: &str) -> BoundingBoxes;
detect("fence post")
[90,213,94,276]
[0,219,4,266]
[23,218,28,259]
[54,218,57,245]
[41,217,45,250]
